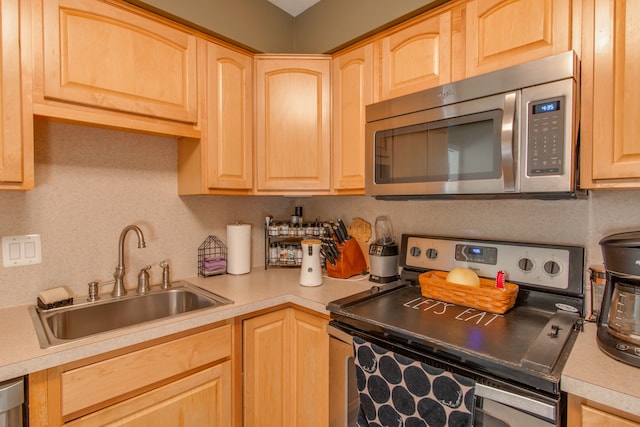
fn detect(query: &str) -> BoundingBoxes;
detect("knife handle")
[337,218,350,240]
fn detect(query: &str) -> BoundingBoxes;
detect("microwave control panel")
[527,96,565,176]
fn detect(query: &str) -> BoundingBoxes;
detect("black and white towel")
[353,336,476,427]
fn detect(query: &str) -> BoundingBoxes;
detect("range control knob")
[426,248,438,259]
[409,247,421,257]
[518,257,534,272]
[544,260,561,275]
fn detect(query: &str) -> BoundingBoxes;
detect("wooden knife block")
[326,238,368,279]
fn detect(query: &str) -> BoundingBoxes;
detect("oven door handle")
[500,92,517,192]
[475,383,556,422]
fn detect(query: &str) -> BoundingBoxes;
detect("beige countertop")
[561,321,640,417]
[2,269,639,418]
[0,268,371,382]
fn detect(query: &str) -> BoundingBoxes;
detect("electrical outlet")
[2,234,42,267]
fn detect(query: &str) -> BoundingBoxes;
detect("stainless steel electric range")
[327,234,585,427]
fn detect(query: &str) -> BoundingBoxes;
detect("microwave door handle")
[501,92,517,192]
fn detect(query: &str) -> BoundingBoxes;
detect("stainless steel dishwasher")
[0,377,24,427]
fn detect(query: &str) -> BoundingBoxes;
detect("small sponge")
[37,286,73,310]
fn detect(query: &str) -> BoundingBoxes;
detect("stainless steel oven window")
[373,109,503,185]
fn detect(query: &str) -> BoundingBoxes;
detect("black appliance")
[597,231,640,367]
[327,234,585,426]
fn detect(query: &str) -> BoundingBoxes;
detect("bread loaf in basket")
[419,271,519,314]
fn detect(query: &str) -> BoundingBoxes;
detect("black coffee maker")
[597,231,640,367]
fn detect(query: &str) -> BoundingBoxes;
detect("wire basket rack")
[198,235,227,277]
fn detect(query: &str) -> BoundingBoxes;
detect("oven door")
[327,324,561,427]
[365,91,519,198]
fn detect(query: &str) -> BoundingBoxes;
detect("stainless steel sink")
[29,281,233,348]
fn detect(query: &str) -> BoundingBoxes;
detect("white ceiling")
[267,0,320,17]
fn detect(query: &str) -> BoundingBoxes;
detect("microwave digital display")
[533,100,561,114]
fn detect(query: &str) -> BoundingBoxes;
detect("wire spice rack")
[198,235,227,277]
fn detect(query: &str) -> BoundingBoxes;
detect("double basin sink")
[29,281,233,348]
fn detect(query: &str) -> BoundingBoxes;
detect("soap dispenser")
[137,265,151,294]
[160,260,171,289]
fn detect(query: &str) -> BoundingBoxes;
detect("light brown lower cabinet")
[243,306,329,427]
[29,322,233,426]
[568,394,640,427]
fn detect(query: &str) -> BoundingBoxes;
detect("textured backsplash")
[0,119,638,308]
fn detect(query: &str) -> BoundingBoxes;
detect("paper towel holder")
[226,223,252,275]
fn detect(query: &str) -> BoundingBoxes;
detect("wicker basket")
[418,271,519,314]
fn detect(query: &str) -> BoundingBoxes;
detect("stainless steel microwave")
[365,51,583,199]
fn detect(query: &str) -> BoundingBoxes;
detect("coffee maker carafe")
[597,231,640,367]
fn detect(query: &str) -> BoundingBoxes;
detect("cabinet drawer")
[66,361,231,426]
[61,324,231,417]
[580,404,640,427]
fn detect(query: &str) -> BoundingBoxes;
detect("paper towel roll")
[227,223,251,275]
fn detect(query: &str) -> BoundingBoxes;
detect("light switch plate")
[2,234,42,267]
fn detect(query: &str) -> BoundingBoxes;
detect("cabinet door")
[0,0,33,190]
[464,0,571,77]
[377,11,452,100]
[243,309,288,426]
[206,42,253,191]
[580,0,640,188]
[178,40,253,195]
[255,56,331,193]
[243,308,329,427]
[37,0,198,124]
[289,309,329,427]
[67,362,232,427]
[332,44,373,193]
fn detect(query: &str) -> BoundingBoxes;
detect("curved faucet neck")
[118,225,146,269]
[112,225,146,297]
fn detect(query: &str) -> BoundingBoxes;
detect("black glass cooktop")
[328,283,580,394]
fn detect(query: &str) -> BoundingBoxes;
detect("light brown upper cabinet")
[371,0,573,100]
[331,44,373,193]
[254,55,331,194]
[178,39,253,195]
[580,0,640,189]
[375,9,453,101]
[0,0,34,190]
[463,0,572,77]
[31,0,199,138]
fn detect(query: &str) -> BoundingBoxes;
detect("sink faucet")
[112,225,146,297]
